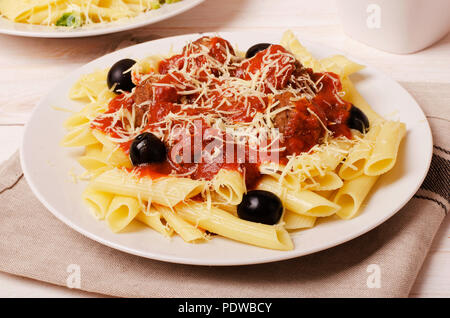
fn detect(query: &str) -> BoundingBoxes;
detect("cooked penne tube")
[319,55,365,78]
[154,205,205,243]
[175,201,293,251]
[106,195,141,232]
[89,168,205,207]
[0,0,175,26]
[303,171,343,191]
[334,175,379,219]
[212,169,246,205]
[213,203,238,216]
[259,139,352,190]
[257,176,340,217]
[341,76,382,123]
[365,121,406,176]
[61,124,99,147]
[101,145,132,169]
[281,30,322,71]
[63,112,90,130]
[27,3,67,24]
[78,143,109,171]
[291,138,353,178]
[63,102,107,130]
[92,130,132,168]
[82,187,114,220]
[259,162,302,191]
[283,211,316,230]
[339,125,380,180]
[69,69,113,101]
[314,190,336,200]
[135,211,173,238]
[135,54,165,74]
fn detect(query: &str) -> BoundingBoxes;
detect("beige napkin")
[0,83,448,298]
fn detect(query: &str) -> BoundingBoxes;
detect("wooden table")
[0,0,448,297]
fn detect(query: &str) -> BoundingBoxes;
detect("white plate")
[0,0,204,38]
[21,32,433,266]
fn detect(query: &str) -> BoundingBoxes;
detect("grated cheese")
[88,35,354,193]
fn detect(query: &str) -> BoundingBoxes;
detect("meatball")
[271,92,327,154]
[134,78,153,107]
[132,78,153,127]
[272,92,295,135]
[159,36,236,77]
[187,36,236,64]
[234,45,296,94]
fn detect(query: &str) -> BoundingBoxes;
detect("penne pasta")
[281,30,322,71]
[338,125,380,180]
[63,112,90,130]
[259,162,301,191]
[283,211,316,230]
[77,143,109,171]
[106,195,141,232]
[135,211,173,238]
[303,171,343,191]
[154,205,205,243]
[176,201,293,251]
[82,187,114,219]
[91,130,132,168]
[334,175,379,219]
[89,168,205,207]
[257,176,340,217]
[365,121,406,176]
[212,169,246,205]
[69,69,112,101]
[60,123,99,147]
[0,0,180,27]
[59,32,406,251]
[341,76,383,123]
[291,137,354,179]
[63,102,108,129]
[319,55,365,78]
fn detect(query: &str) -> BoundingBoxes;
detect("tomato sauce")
[90,95,135,152]
[92,36,352,188]
[233,44,295,93]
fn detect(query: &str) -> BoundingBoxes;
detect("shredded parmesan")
[88,35,354,195]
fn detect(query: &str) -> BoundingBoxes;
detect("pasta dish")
[61,31,406,250]
[0,0,181,27]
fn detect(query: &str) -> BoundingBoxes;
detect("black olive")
[237,190,283,225]
[245,43,272,59]
[348,105,370,133]
[107,59,137,93]
[130,132,166,166]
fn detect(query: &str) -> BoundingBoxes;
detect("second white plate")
[21,31,433,265]
[0,0,204,38]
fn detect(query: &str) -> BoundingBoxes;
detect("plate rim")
[0,0,205,38]
[20,31,433,266]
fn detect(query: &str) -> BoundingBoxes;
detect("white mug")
[335,0,450,54]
